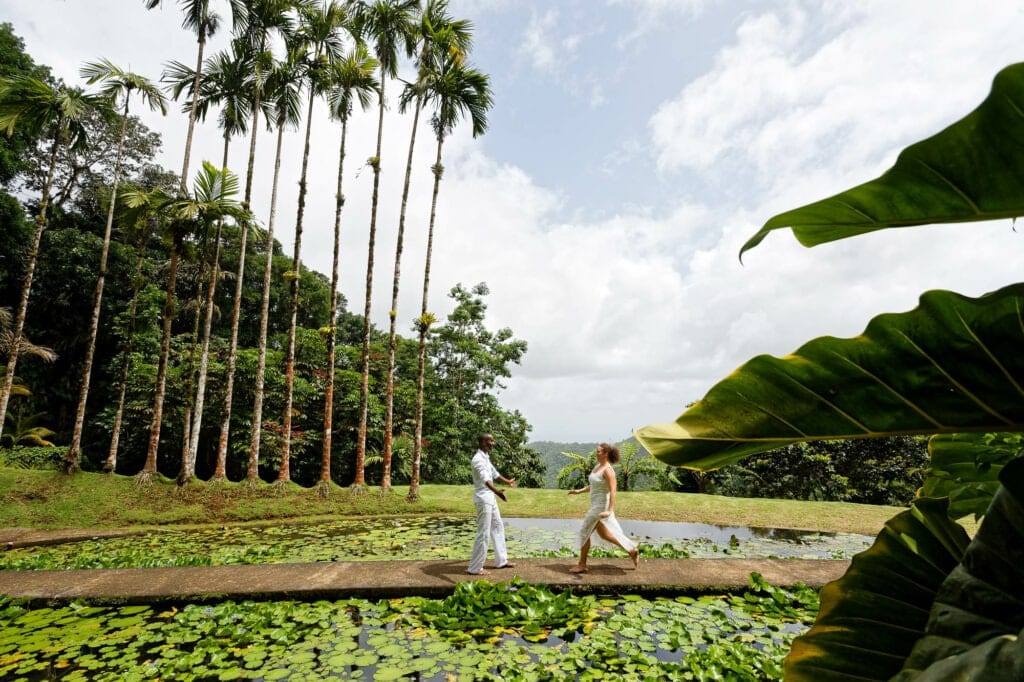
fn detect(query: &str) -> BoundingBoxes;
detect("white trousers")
[468,498,507,573]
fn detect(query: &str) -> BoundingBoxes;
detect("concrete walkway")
[0,526,849,605]
[0,557,849,606]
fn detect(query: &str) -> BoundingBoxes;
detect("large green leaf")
[921,433,1023,520]
[635,283,1024,471]
[784,496,969,681]
[890,457,1024,680]
[740,62,1024,257]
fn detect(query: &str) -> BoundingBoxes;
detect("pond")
[0,574,817,680]
[0,516,873,571]
[0,517,852,679]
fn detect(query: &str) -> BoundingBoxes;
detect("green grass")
[0,468,921,537]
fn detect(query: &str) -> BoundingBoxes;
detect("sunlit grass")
[0,468,929,537]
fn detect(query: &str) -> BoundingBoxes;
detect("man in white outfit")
[467,433,517,575]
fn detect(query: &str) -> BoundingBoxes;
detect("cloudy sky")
[5,0,1024,443]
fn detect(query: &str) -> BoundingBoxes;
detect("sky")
[4,0,1024,444]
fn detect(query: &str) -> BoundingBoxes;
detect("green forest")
[0,5,546,493]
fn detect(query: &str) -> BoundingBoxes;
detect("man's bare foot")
[466,569,489,576]
[494,562,516,569]
[569,565,588,574]
[629,547,639,568]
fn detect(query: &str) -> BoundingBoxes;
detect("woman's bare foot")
[569,565,588,574]
[629,547,639,569]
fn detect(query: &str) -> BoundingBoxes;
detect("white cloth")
[468,449,508,573]
[576,467,637,552]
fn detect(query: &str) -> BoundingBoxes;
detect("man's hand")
[496,489,507,502]
[507,477,517,489]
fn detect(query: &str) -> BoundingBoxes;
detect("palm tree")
[103,212,154,474]
[130,162,248,483]
[349,0,419,494]
[215,0,303,482]
[408,54,492,501]
[246,55,304,484]
[276,0,349,486]
[381,0,470,493]
[0,75,108,445]
[64,60,167,474]
[166,45,254,484]
[318,44,378,496]
[147,0,222,192]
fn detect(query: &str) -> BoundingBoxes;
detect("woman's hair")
[599,443,621,464]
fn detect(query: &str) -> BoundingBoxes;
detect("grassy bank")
[0,468,914,536]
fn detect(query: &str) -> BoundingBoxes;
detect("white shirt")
[471,449,501,504]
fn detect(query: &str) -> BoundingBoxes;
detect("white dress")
[576,467,638,552]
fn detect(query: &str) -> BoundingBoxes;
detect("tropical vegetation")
[637,62,1024,680]
[0,5,541,491]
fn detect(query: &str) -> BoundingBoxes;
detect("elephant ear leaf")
[890,457,1024,681]
[635,283,1024,471]
[784,496,970,681]
[922,433,1024,521]
[740,61,1024,257]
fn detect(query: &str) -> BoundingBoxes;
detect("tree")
[0,23,50,187]
[0,75,109,445]
[64,59,166,473]
[246,54,304,484]
[408,52,492,500]
[215,0,301,482]
[277,0,349,485]
[319,43,378,495]
[165,43,254,484]
[129,162,247,483]
[147,0,222,193]
[419,283,532,484]
[349,0,419,494]
[381,0,471,494]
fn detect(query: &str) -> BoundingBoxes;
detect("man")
[467,433,517,575]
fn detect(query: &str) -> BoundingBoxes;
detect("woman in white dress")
[568,443,639,574]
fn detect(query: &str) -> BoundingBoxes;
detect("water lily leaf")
[784,496,970,681]
[741,62,1024,256]
[636,284,1024,471]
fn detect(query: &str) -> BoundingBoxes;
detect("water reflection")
[503,517,872,560]
[505,517,840,544]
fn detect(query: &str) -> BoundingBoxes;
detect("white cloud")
[4,0,1024,445]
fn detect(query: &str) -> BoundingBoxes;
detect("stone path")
[0,527,849,605]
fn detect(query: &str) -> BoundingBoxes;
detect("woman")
[568,443,639,573]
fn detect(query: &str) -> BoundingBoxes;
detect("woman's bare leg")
[571,539,591,573]
[595,521,639,568]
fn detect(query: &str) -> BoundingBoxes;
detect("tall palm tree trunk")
[105,235,149,474]
[140,236,183,482]
[319,119,351,496]
[0,136,59,445]
[409,137,444,502]
[247,123,286,484]
[180,24,207,193]
[179,139,230,486]
[66,98,132,473]
[354,80,388,493]
[214,97,261,482]
[382,94,423,493]
[278,89,317,485]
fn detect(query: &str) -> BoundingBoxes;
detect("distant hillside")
[529,441,600,488]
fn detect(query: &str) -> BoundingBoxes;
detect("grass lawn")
[0,468,924,537]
